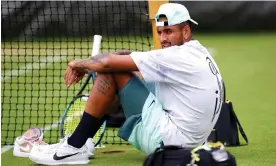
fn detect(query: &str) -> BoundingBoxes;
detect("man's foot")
[13,128,47,157]
[29,137,90,165]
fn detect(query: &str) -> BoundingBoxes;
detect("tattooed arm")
[68,52,138,73]
[65,51,138,87]
[92,50,143,78]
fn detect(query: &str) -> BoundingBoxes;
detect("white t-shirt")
[130,40,224,147]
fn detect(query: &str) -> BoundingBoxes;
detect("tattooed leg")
[84,72,133,118]
[67,72,133,148]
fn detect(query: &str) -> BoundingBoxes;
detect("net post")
[148,0,169,49]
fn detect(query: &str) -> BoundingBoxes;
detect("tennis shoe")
[13,127,47,157]
[29,137,91,165]
[31,136,95,158]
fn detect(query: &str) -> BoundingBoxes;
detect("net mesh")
[1,1,152,145]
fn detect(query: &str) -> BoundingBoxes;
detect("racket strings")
[63,97,105,145]
[64,99,85,136]
[93,125,103,141]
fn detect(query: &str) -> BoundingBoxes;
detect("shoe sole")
[88,152,94,159]
[13,150,29,158]
[29,157,90,165]
[29,153,90,165]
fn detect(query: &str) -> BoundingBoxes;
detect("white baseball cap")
[155,3,198,27]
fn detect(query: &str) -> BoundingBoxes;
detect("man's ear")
[182,24,191,41]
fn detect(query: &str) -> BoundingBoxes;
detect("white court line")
[2,55,66,153]
[1,145,13,154]
[43,121,60,132]
[2,56,67,81]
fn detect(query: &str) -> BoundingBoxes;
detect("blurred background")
[2,1,276,39]
[1,1,276,166]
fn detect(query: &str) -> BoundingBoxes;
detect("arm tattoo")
[91,50,132,61]
[75,51,132,70]
[89,51,132,66]
[75,52,110,69]
[115,50,132,55]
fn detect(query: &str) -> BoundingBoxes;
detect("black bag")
[208,101,248,146]
[208,82,248,146]
[143,143,237,166]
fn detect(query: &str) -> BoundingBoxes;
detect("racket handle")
[92,35,102,56]
[91,72,97,82]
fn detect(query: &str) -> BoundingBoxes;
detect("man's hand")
[64,51,138,87]
[65,60,88,88]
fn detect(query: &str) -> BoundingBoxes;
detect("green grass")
[2,33,276,165]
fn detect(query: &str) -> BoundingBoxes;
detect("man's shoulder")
[156,45,184,55]
[183,40,213,58]
[145,40,209,58]
[163,40,204,51]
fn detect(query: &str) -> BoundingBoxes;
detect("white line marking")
[2,56,67,81]
[43,120,60,133]
[1,145,13,154]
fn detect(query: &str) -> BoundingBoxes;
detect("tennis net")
[1,1,152,145]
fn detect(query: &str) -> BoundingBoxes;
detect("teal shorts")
[117,75,165,154]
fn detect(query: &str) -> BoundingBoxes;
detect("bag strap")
[222,80,226,102]
[228,101,249,145]
[223,80,248,145]
[146,147,165,166]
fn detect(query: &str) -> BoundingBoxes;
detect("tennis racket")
[60,35,106,147]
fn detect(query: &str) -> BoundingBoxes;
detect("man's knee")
[96,72,143,90]
[95,72,133,88]
[112,72,135,89]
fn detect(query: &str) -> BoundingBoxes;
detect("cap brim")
[189,19,198,25]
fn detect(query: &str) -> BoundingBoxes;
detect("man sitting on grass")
[29,3,224,165]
